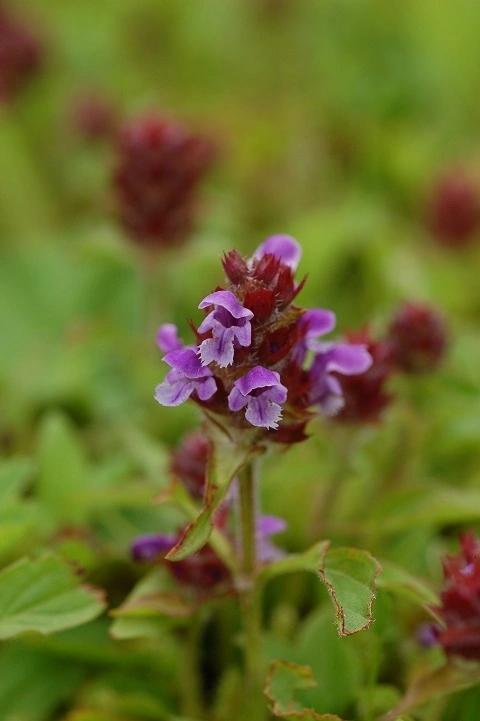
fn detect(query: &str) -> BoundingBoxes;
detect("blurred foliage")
[2,0,480,720]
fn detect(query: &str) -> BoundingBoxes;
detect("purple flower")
[308,343,372,415]
[131,533,176,561]
[228,366,288,429]
[253,234,302,271]
[156,323,184,353]
[294,308,337,363]
[257,515,287,562]
[155,348,217,406]
[198,290,254,367]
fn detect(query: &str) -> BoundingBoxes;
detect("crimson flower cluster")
[154,236,372,441]
[386,301,446,374]
[428,532,480,661]
[332,301,447,424]
[112,113,215,248]
[427,169,480,249]
[0,4,41,103]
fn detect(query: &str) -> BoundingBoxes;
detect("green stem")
[181,612,205,719]
[237,460,266,721]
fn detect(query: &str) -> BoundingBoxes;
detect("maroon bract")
[0,4,41,103]
[427,170,480,248]
[431,532,480,661]
[170,431,210,499]
[333,329,396,424]
[387,302,446,374]
[112,113,215,248]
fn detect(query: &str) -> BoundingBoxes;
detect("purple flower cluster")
[154,236,372,439]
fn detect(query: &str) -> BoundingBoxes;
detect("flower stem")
[237,460,266,721]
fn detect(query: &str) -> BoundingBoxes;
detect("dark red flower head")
[431,532,480,660]
[0,4,42,102]
[113,113,215,248]
[169,431,210,499]
[427,169,480,248]
[387,302,446,374]
[333,328,396,424]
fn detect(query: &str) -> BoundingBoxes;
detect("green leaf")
[379,660,480,721]
[36,412,90,525]
[259,541,330,585]
[376,559,439,607]
[265,660,345,720]
[0,554,105,639]
[166,420,262,561]
[295,607,361,714]
[0,457,34,503]
[110,568,187,639]
[0,643,87,721]
[319,546,382,636]
[0,501,44,561]
[372,485,480,534]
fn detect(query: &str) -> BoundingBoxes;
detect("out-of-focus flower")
[0,4,42,103]
[387,302,447,374]
[170,431,210,499]
[427,169,480,248]
[131,532,231,590]
[332,329,396,424]
[256,515,287,562]
[154,235,372,442]
[428,532,480,660]
[112,113,215,248]
[69,91,117,141]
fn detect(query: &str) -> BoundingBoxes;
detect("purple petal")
[198,290,254,320]
[258,515,287,537]
[301,309,336,340]
[156,324,183,353]
[232,321,252,348]
[234,366,283,396]
[155,371,195,406]
[245,395,283,429]
[228,386,249,413]
[131,533,176,561]
[263,384,288,405]
[323,344,372,375]
[199,327,235,367]
[253,234,302,271]
[195,376,218,401]
[164,348,213,379]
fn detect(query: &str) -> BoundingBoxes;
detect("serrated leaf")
[259,541,330,585]
[319,546,382,636]
[0,554,105,639]
[377,559,439,607]
[166,421,262,561]
[265,660,345,720]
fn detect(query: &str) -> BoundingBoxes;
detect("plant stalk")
[237,460,266,721]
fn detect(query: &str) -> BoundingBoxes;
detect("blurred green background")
[2,1,480,720]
